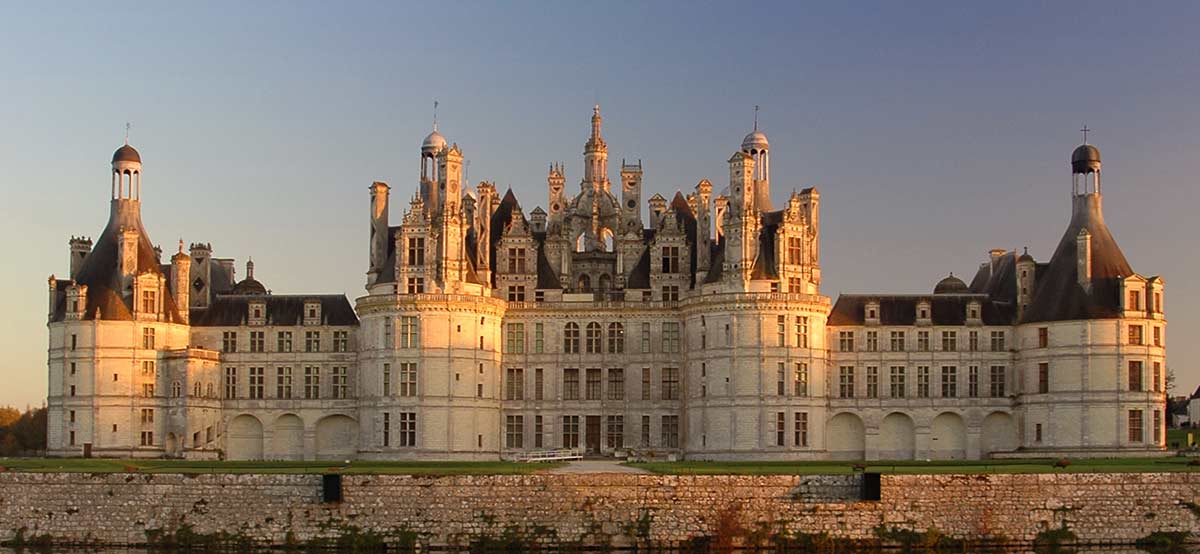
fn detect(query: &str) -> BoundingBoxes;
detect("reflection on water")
[2,547,1196,554]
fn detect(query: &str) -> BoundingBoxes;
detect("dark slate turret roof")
[1022,193,1134,323]
[112,144,141,163]
[934,274,969,294]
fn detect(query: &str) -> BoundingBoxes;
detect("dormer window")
[507,247,527,273]
[865,301,880,325]
[916,300,931,324]
[304,300,321,325]
[1128,290,1141,311]
[967,301,982,323]
[141,290,157,314]
[248,301,266,325]
[407,237,425,266]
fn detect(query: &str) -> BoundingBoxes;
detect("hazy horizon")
[1,1,1197,407]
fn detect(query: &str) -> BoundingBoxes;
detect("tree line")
[0,406,46,456]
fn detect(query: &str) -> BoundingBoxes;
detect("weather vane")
[753,105,760,131]
[433,100,439,131]
[124,122,131,144]
[1080,124,1090,144]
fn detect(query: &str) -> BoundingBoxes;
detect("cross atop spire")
[432,100,439,132]
[753,105,759,131]
[1080,124,1090,144]
[124,122,131,145]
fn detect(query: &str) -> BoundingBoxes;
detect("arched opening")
[598,274,611,293]
[315,415,358,460]
[575,233,588,253]
[825,412,865,460]
[269,414,305,460]
[878,412,916,460]
[600,228,614,252]
[164,432,179,458]
[577,274,591,292]
[980,412,1019,456]
[227,414,264,460]
[930,412,967,460]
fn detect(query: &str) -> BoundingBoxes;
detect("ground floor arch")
[930,412,967,460]
[227,414,264,460]
[878,412,916,460]
[826,412,866,460]
[268,413,305,460]
[980,411,1019,456]
[315,414,358,460]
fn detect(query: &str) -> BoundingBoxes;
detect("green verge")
[627,457,1200,475]
[0,458,562,475]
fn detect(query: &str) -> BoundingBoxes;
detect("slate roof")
[190,294,358,327]
[1022,194,1134,323]
[828,294,1015,326]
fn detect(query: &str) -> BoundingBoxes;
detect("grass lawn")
[0,458,561,475]
[629,457,1200,475]
[1168,428,1196,449]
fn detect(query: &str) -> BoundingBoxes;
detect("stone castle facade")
[46,108,1167,460]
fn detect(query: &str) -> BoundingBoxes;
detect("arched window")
[564,322,580,354]
[577,274,591,292]
[586,322,602,353]
[601,228,614,252]
[172,381,182,398]
[598,274,611,293]
[193,381,202,397]
[206,383,215,398]
[608,322,625,354]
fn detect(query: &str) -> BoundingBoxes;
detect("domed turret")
[230,259,267,295]
[112,144,141,164]
[741,130,769,152]
[934,273,969,294]
[111,141,143,201]
[422,130,446,153]
[1071,144,1101,174]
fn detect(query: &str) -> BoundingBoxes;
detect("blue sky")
[1,1,1197,406]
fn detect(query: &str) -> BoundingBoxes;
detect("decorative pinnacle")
[178,238,183,254]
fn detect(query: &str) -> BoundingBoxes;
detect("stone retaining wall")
[0,472,1197,548]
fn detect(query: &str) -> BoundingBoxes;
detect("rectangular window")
[607,368,624,400]
[222,331,237,353]
[1153,327,1161,347]
[774,412,786,446]
[865,366,879,398]
[608,323,624,353]
[505,415,524,449]
[917,366,930,398]
[662,322,680,353]
[794,363,808,397]
[641,415,651,447]
[787,236,803,265]
[562,415,580,448]
[661,285,680,302]
[585,368,602,400]
[968,366,979,397]
[661,367,680,400]
[382,412,390,446]
[249,367,264,399]
[399,362,417,397]
[838,331,854,352]
[384,318,393,346]
[1128,290,1141,311]
[276,331,292,352]
[398,412,417,447]
[224,367,238,399]
[304,366,320,399]
[141,290,156,313]
[1128,325,1144,345]
[776,315,786,347]
[917,330,930,351]
[969,331,979,352]
[641,323,651,353]
[507,247,527,273]
[794,412,808,446]
[1154,362,1162,393]
[142,327,156,349]
[563,368,580,400]
[661,415,679,448]
[507,285,525,302]
[331,367,349,399]
[990,331,1006,352]
[534,323,544,353]
[795,316,808,347]
[777,362,786,396]
[886,331,904,352]
[399,316,419,348]
[641,368,651,400]
[1128,409,1143,442]
[1153,410,1162,445]
[941,331,957,352]
[990,365,1006,397]
[382,363,391,396]
[1038,327,1048,348]
[246,330,263,352]
[534,415,544,448]
[505,368,524,400]
[505,323,525,354]
[140,360,155,376]
[140,408,154,424]
[333,331,348,352]
[941,366,957,398]
[140,431,154,446]
[534,368,544,400]
[1035,423,1043,442]
[839,366,854,398]
[276,366,293,399]
[304,331,319,352]
[661,246,680,273]
[866,331,878,352]
[1038,362,1049,393]
[606,415,624,449]
[1128,361,1143,391]
[890,366,906,398]
[408,237,425,266]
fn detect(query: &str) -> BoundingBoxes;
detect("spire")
[124,122,131,145]
[591,104,602,140]
[1080,124,1090,145]
[246,257,254,280]
[753,105,759,131]
[433,100,439,132]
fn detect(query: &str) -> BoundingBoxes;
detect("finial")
[178,239,183,254]
[594,103,600,116]
[432,99,439,132]
[124,122,131,145]
[753,105,759,131]
[246,257,254,279]
[1080,124,1090,144]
